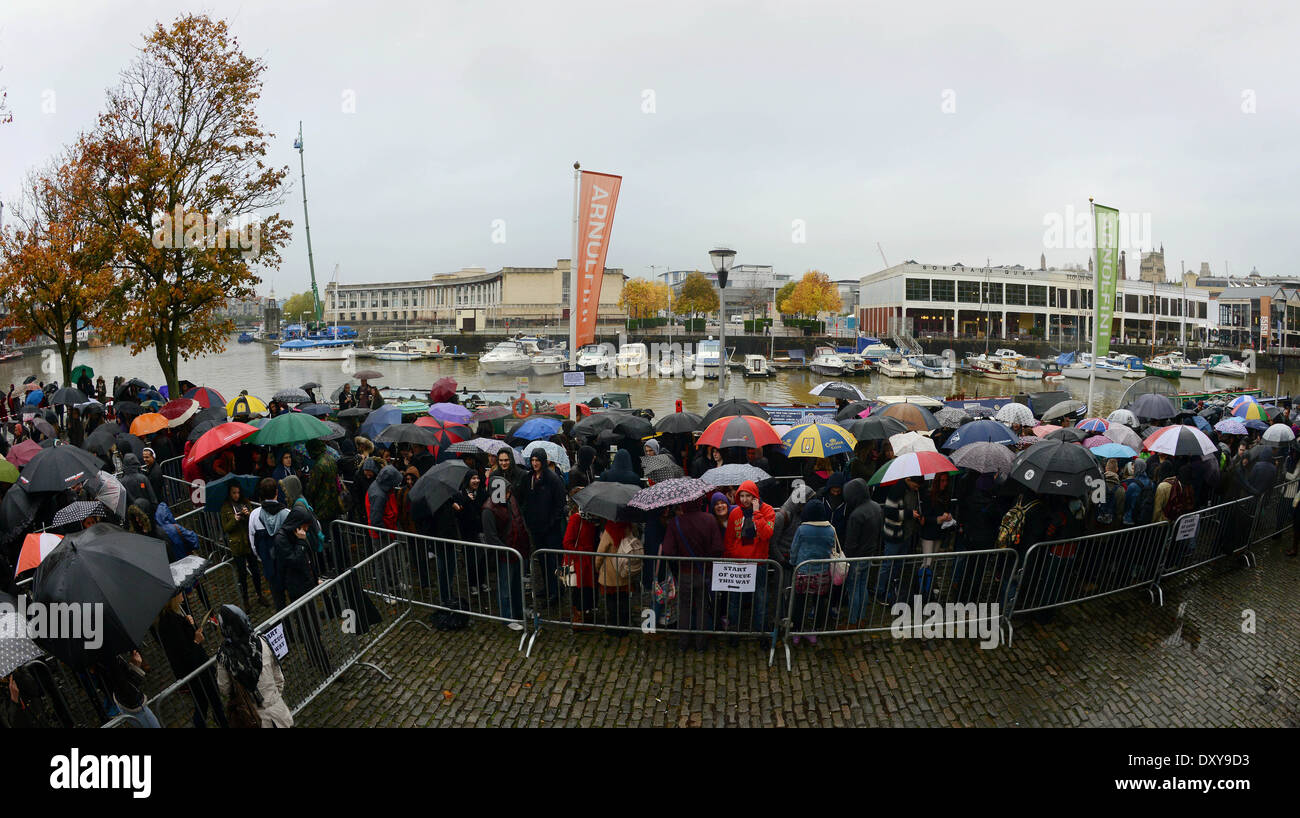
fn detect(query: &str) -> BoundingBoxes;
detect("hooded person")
[273,505,321,602]
[349,457,380,522]
[366,464,404,539]
[820,472,849,540]
[568,444,600,495]
[599,448,641,487]
[771,482,814,567]
[788,498,838,642]
[643,438,661,457]
[155,501,200,561]
[250,478,290,609]
[841,477,883,625]
[214,605,292,728]
[119,453,159,516]
[482,476,530,626]
[491,448,527,490]
[722,479,776,643]
[515,447,569,604]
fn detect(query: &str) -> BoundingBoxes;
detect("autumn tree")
[0,154,117,385]
[618,278,669,320]
[282,292,316,322]
[673,270,718,317]
[780,270,841,318]
[774,280,796,314]
[79,14,291,396]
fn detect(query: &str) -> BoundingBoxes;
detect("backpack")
[253,507,288,581]
[613,532,644,581]
[996,497,1040,550]
[1122,475,1154,525]
[1162,478,1194,521]
[1096,479,1119,525]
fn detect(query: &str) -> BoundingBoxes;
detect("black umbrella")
[49,387,88,406]
[653,411,703,434]
[1008,439,1103,498]
[376,423,442,446]
[187,419,224,443]
[127,378,150,389]
[353,370,384,381]
[299,382,322,391]
[701,398,770,426]
[23,375,37,385]
[835,400,873,421]
[0,489,39,551]
[470,405,513,422]
[842,415,909,441]
[1044,427,1087,443]
[80,402,105,417]
[409,460,470,514]
[572,411,631,441]
[114,432,145,461]
[17,445,105,493]
[810,381,866,401]
[299,403,332,417]
[321,420,347,441]
[113,401,143,421]
[612,413,654,442]
[573,482,641,521]
[29,418,57,440]
[1128,392,1177,421]
[82,424,119,465]
[641,454,684,482]
[30,523,175,668]
[272,388,311,404]
[338,407,372,418]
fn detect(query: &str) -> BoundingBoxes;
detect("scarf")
[216,605,264,705]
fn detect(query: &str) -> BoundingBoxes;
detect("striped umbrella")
[1231,401,1267,422]
[698,415,782,450]
[412,416,472,454]
[182,386,226,409]
[1077,417,1110,433]
[781,421,858,459]
[16,532,63,575]
[867,452,958,486]
[160,398,199,428]
[1143,425,1216,457]
[1214,419,1247,435]
[1227,395,1258,411]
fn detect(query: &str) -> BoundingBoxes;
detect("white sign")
[1175,513,1199,542]
[710,562,757,592]
[264,624,289,660]
[563,370,586,388]
[515,377,530,393]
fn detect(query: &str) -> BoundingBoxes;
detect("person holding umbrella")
[661,497,723,651]
[482,476,529,629]
[273,506,331,675]
[157,592,228,728]
[93,651,158,728]
[214,605,292,728]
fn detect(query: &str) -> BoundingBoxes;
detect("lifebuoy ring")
[512,396,533,419]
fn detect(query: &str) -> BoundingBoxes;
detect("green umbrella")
[248,412,331,446]
[71,364,94,383]
[0,456,18,484]
[395,400,430,415]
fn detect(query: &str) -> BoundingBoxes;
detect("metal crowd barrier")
[527,548,785,664]
[1009,521,1169,615]
[783,548,1017,670]
[332,520,528,644]
[158,457,190,511]
[1250,478,1299,548]
[1155,494,1257,581]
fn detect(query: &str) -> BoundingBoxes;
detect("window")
[1027,285,1047,306]
[1126,294,1139,313]
[983,282,1002,304]
[1071,290,1079,310]
[957,281,981,303]
[1049,288,1056,308]
[905,278,930,301]
[1005,283,1026,305]
[931,280,955,301]
[1199,302,1206,319]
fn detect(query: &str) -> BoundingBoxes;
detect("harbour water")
[2,338,1293,418]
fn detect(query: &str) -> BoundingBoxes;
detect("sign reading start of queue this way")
[711,562,757,592]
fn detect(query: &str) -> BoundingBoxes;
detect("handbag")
[828,529,848,586]
[557,562,578,587]
[226,678,262,728]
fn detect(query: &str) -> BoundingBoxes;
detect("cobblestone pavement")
[294,536,1300,728]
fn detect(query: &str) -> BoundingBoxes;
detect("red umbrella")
[8,440,43,467]
[414,416,471,455]
[16,532,63,576]
[160,398,199,428]
[182,422,259,474]
[429,377,458,404]
[697,415,782,450]
[553,402,593,418]
[182,386,226,409]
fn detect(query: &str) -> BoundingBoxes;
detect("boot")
[572,607,591,633]
[1286,530,1297,557]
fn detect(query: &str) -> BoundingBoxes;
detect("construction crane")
[294,122,322,324]
[877,242,889,268]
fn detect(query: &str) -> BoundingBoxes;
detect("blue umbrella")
[511,416,562,442]
[202,473,262,514]
[360,404,402,440]
[428,402,473,424]
[940,419,1018,451]
[1089,443,1137,460]
[1244,419,1269,431]
[1189,415,1212,433]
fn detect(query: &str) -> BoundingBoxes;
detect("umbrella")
[994,402,1035,427]
[1105,424,1143,450]
[1018,435,1044,447]
[359,405,402,440]
[510,416,563,442]
[1227,395,1258,411]
[22,375,37,385]
[1129,393,1177,421]
[1190,415,1213,434]
[447,441,489,462]
[699,415,782,450]
[1089,443,1138,460]
[1262,424,1296,445]
[51,501,109,529]
[30,523,177,668]
[1030,424,1063,438]
[867,452,958,486]
[573,482,642,521]
[1230,401,1268,422]
[949,442,1015,476]
[1081,435,1114,449]
[395,400,431,415]
[297,403,333,417]
[522,440,570,472]
[1143,425,1216,457]
[0,457,18,484]
[889,431,937,456]
[170,554,211,593]
[0,591,45,677]
[376,423,443,447]
[835,400,874,421]
[429,403,473,424]
[643,454,686,482]
[1045,427,1088,443]
[1214,418,1248,435]
[572,411,628,440]
[1076,417,1110,434]
[17,446,104,493]
[701,398,770,426]
[964,406,997,418]
[412,417,472,453]
[7,440,42,468]
[654,411,704,434]
[338,406,372,419]
[809,381,866,401]
[843,415,909,442]
[1008,440,1103,498]
[113,401,142,422]
[187,419,222,443]
[471,438,511,455]
[272,388,311,404]
[1261,405,1284,422]
[409,460,470,513]
[628,477,709,511]
[353,370,384,381]
[1041,400,1088,423]
[299,382,322,391]
[782,421,857,458]
[249,412,332,446]
[226,394,268,417]
[470,405,514,422]
[1106,409,1138,428]
[428,376,456,403]
[552,402,595,419]
[29,418,56,440]
[202,473,263,514]
[877,402,939,432]
[700,463,770,487]
[1244,419,1269,431]
[185,422,259,470]
[939,419,1017,450]
[49,387,87,406]
[182,386,226,408]
[320,420,347,441]
[159,398,199,428]
[934,407,971,429]
[70,364,94,383]
[15,532,64,576]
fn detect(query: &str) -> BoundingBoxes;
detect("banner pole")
[569,163,580,422]
[1086,197,1097,417]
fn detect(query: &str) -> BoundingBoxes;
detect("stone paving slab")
[295,537,1300,728]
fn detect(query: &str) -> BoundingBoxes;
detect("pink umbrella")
[7,439,42,467]
[1031,424,1062,438]
[1082,435,1114,449]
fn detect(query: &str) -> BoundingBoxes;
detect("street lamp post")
[709,247,736,404]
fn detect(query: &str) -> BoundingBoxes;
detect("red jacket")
[723,481,775,560]
[562,513,600,588]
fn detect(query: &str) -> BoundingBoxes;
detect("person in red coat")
[722,480,775,644]
[562,510,601,627]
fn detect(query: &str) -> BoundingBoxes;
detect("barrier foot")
[353,661,392,681]
[517,627,528,653]
[525,619,541,658]
[783,639,792,672]
[1241,551,1257,569]
[1001,618,1014,648]
[1148,583,1164,607]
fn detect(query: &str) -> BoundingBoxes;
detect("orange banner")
[574,171,622,348]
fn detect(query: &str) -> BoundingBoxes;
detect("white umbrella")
[1106,408,1138,428]
[995,402,1034,427]
[522,440,570,471]
[809,381,867,401]
[1106,424,1143,451]
[1262,424,1296,445]
[889,431,937,456]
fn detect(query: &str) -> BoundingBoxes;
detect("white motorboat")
[274,338,356,361]
[530,351,567,376]
[479,340,533,375]
[1204,354,1250,378]
[695,338,723,379]
[1015,358,1047,380]
[1151,352,1204,380]
[993,348,1023,363]
[369,340,422,361]
[908,354,954,379]
[576,344,615,377]
[859,341,894,363]
[1060,353,1123,381]
[741,354,774,378]
[875,353,917,378]
[406,337,450,358]
[615,343,650,377]
[971,356,1016,381]
[840,353,872,377]
[657,348,694,378]
[808,346,846,376]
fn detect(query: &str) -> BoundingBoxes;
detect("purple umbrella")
[429,403,473,424]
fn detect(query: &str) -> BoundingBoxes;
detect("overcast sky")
[2,1,1298,297]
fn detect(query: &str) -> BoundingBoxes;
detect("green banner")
[1094,204,1119,358]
